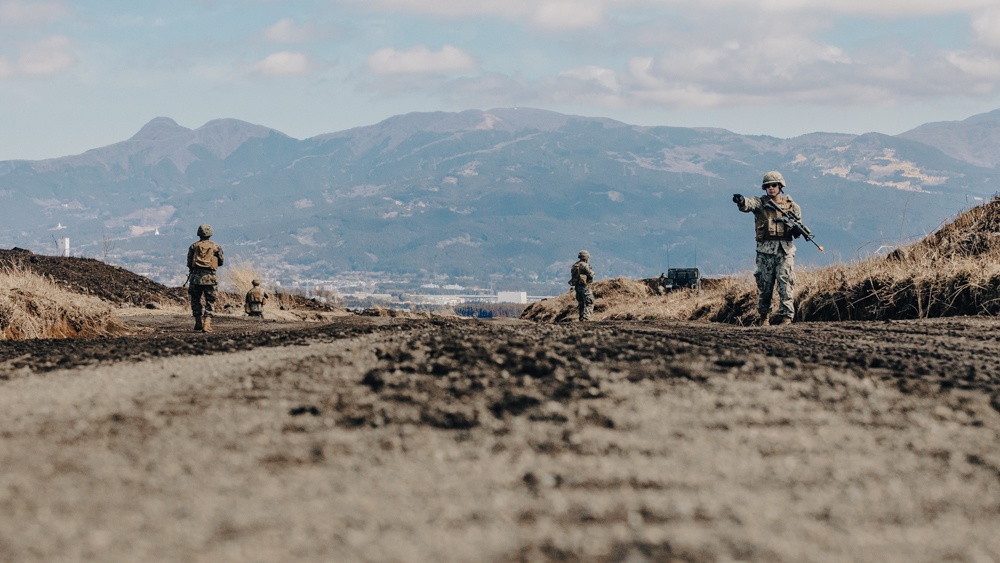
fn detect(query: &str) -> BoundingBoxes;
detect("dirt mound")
[791,195,1000,322]
[905,196,1000,260]
[0,248,339,314]
[522,277,733,323]
[333,320,618,430]
[520,277,668,323]
[0,248,187,307]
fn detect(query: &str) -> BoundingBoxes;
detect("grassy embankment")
[0,265,127,340]
[524,196,1000,324]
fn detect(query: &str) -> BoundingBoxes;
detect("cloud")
[252,51,311,76]
[353,0,1000,115]
[341,0,610,29]
[530,1,604,30]
[945,51,1000,82]
[338,0,1000,28]
[17,35,76,75]
[0,35,76,78]
[971,8,1000,50]
[559,65,621,94]
[367,45,477,75]
[263,18,328,43]
[0,0,69,26]
[746,0,999,17]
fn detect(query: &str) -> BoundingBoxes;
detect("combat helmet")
[196,224,213,238]
[251,279,261,286]
[761,171,786,189]
[578,250,590,260]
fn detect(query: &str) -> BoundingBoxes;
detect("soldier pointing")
[733,171,805,326]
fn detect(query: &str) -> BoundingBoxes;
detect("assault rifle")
[764,200,824,252]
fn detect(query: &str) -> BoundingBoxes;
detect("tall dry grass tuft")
[796,244,1000,321]
[793,196,1000,321]
[521,276,759,325]
[0,264,127,340]
[218,255,265,310]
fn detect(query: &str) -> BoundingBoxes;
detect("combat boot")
[772,315,793,326]
[194,316,203,331]
[752,315,767,327]
[202,316,213,333]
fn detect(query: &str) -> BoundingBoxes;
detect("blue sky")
[3,0,1000,160]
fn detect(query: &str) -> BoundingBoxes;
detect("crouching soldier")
[186,224,224,332]
[244,279,269,319]
[570,250,595,321]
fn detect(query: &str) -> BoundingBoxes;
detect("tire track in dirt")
[616,317,1000,397]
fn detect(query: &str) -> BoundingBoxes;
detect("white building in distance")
[497,291,527,304]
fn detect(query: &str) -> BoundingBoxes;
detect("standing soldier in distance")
[570,250,595,321]
[186,224,224,332]
[244,279,269,319]
[732,171,802,326]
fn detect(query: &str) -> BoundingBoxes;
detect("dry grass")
[794,197,1000,321]
[217,256,310,316]
[271,291,300,312]
[522,276,760,325]
[218,255,266,311]
[524,196,1000,324]
[0,265,127,340]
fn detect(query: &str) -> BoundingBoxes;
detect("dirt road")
[1,313,999,562]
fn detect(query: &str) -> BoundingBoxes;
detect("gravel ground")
[1,313,999,562]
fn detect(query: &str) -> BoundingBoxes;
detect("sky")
[4,0,1000,160]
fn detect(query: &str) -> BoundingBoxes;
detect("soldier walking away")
[733,171,804,326]
[244,279,269,319]
[570,250,595,321]
[186,224,224,332]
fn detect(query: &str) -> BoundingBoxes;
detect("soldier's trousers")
[755,250,794,319]
[189,284,218,318]
[575,285,594,321]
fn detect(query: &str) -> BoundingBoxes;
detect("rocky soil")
[2,310,999,562]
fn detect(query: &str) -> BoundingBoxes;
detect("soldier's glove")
[732,194,744,205]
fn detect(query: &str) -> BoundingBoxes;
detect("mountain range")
[1,107,998,289]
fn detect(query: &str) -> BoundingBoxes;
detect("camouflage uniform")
[244,280,269,318]
[187,224,224,329]
[734,173,801,324]
[570,251,595,321]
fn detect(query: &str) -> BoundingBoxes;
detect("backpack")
[245,287,266,314]
[190,240,219,270]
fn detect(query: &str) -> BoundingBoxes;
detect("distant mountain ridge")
[31,117,288,174]
[898,109,1000,168]
[1,107,998,288]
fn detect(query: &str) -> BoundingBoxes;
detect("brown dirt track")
[2,303,1000,562]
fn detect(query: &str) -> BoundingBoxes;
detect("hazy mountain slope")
[897,109,1000,168]
[0,108,996,287]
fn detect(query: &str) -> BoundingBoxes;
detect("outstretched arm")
[733,194,761,212]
